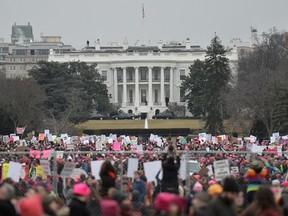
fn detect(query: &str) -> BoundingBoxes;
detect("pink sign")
[113,142,121,151]
[43,150,51,159]
[30,150,40,159]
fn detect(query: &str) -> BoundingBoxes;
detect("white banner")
[213,160,230,182]
[127,158,139,178]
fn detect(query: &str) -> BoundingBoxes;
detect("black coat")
[161,156,180,194]
[69,198,90,216]
[0,200,17,216]
[100,172,116,196]
[205,197,238,216]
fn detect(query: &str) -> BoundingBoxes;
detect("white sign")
[144,161,162,182]
[91,160,104,180]
[71,168,87,180]
[213,160,230,182]
[44,130,50,136]
[66,144,74,150]
[60,162,76,178]
[251,144,265,154]
[230,166,239,177]
[40,160,51,176]
[127,158,139,178]
[96,140,103,150]
[187,160,200,174]
[7,162,22,182]
[179,156,187,180]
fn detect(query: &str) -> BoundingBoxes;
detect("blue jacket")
[133,180,146,203]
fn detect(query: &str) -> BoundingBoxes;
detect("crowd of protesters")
[0,134,288,215]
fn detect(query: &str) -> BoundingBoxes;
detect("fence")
[0,149,285,214]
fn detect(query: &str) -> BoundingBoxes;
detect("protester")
[99,160,117,197]
[133,171,147,203]
[206,177,240,216]
[161,144,181,195]
[241,187,282,216]
[68,183,91,216]
[0,183,17,216]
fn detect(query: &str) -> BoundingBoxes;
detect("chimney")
[95,39,100,50]
[185,38,191,49]
[157,40,163,50]
[250,28,257,47]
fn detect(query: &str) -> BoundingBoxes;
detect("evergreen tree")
[204,35,231,134]
[181,35,231,134]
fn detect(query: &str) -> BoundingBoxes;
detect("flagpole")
[142,3,145,45]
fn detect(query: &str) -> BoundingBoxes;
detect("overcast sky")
[1,0,288,49]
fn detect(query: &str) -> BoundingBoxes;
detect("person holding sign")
[161,144,181,195]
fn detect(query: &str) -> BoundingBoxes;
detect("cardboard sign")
[198,166,209,177]
[1,163,9,180]
[213,160,230,182]
[38,133,45,141]
[40,160,51,176]
[7,162,22,182]
[30,150,41,159]
[113,142,121,151]
[127,158,139,178]
[187,160,200,174]
[143,161,162,182]
[60,162,76,178]
[230,166,239,177]
[91,160,104,180]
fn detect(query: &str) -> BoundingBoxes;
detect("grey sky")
[1,0,288,49]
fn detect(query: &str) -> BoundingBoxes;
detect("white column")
[123,67,127,106]
[148,67,153,106]
[160,67,165,106]
[169,67,174,102]
[134,67,139,107]
[113,68,118,103]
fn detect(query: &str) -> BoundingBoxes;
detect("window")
[128,69,133,81]
[180,89,185,102]
[154,70,159,81]
[140,69,147,81]
[117,70,123,82]
[154,89,158,102]
[129,89,133,103]
[141,89,147,103]
[101,70,107,81]
[180,69,186,80]
[13,66,16,70]
[164,70,170,81]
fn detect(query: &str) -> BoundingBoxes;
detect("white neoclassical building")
[49,39,240,119]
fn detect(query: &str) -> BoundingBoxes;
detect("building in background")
[49,37,242,118]
[11,22,34,45]
[5,35,75,78]
[0,38,9,78]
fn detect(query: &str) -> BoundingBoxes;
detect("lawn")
[77,119,205,130]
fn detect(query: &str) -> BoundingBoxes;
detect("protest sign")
[207,165,214,177]
[230,166,239,177]
[1,163,9,180]
[21,165,29,180]
[96,140,103,150]
[127,158,139,178]
[251,144,264,154]
[30,150,41,159]
[40,160,51,176]
[56,151,64,159]
[3,135,9,143]
[179,156,187,180]
[187,160,200,174]
[213,160,230,181]
[136,145,143,153]
[38,133,45,141]
[144,160,162,182]
[43,150,51,159]
[7,162,22,182]
[60,162,76,178]
[91,160,104,180]
[44,130,50,136]
[66,144,74,150]
[113,142,121,151]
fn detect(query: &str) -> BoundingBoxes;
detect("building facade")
[49,39,240,118]
[5,36,75,78]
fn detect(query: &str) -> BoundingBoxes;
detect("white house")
[49,38,240,119]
